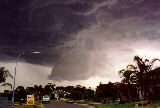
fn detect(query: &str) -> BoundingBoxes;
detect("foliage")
[96,82,117,102]
[74,100,90,104]
[119,99,127,104]
[118,56,159,101]
[0,67,12,88]
[133,56,152,85]
[118,64,137,85]
[95,104,135,108]
[135,100,148,106]
[16,86,27,101]
[118,64,137,102]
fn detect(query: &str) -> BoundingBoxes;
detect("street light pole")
[11,51,41,108]
[11,52,23,108]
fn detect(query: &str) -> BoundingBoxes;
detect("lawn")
[96,100,160,108]
[151,100,160,104]
[74,100,91,104]
[95,104,135,108]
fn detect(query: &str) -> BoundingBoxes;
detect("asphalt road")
[43,101,89,108]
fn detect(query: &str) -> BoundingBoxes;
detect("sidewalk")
[74,103,95,108]
[75,102,103,108]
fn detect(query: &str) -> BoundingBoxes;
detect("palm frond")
[151,58,160,64]
[118,69,125,75]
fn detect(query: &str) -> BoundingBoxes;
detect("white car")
[42,95,50,104]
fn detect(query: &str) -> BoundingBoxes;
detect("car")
[42,95,50,104]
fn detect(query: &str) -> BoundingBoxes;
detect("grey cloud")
[49,52,94,81]
[73,0,119,16]
[1,0,160,82]
[49,0,160,81]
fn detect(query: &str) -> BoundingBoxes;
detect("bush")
[99,98,115,104]
[135,101,147,106]
[119,99,127,104]
[107,99,114,104]
[100,98,105,104]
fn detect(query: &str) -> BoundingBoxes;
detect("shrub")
[135,101,147,106]
[119,99,127,104]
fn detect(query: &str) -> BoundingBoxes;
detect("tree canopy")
[0,67,13,88]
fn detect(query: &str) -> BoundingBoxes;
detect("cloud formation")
[1,0,160,82]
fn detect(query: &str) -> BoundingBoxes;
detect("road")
[42,101,91,108]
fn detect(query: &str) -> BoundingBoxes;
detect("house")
[146,67,160,100]
[96,82,138,102]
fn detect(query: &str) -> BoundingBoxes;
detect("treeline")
[1,84,94,102]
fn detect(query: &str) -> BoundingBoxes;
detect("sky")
[1,0,160,90]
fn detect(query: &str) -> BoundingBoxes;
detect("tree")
[16,86,27,101]
[118,64,137,102]
[119,56,160,101]
[26,87,34,95]
[84,87,94,100]
[0,67,13,88]
[133,56,152,100]
[96,82,117,103]
[44,83,56,94]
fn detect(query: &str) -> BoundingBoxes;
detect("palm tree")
[119,56,160,101]
[0,67,13,88]
[133,56,152,100]
[118,64,137,102]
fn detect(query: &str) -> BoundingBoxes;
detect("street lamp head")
[32,51,41,54]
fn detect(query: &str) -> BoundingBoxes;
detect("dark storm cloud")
[0,0,97,64]
[1,0,160,81]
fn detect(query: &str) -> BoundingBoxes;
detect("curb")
[74,103,95,108]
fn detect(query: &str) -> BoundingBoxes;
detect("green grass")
[96,100,160,108]
[96,103,135,108]
[75,101,85,104]
[74,100,91,104]
[151,100,160,104]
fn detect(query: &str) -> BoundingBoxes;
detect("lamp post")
[11,51,41,108]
